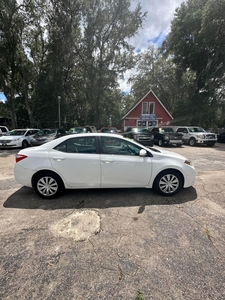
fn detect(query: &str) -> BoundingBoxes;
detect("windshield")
[36,129,56,135]
[131,128,150,133]
[160,127,174,133]
[188,127,205,133]
[7,130,26,136]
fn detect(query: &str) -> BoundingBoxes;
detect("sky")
[119,0,185,93]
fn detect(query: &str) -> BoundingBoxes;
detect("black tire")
[32,172,65,199]
[176,144,182,147]
[158,139,164,147]
[188,138,196,146]
[154,170,183,196]
[22,140,29,148]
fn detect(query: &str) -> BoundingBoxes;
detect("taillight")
[16,154,27,163]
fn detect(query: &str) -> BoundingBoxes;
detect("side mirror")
[139,149,147,157]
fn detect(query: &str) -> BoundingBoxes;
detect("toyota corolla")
[14,133,195,199]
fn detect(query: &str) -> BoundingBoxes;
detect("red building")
[120,90,173,130]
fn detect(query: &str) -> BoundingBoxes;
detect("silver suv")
[175,126,217,146]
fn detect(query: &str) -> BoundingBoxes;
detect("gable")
[122,90,173,120]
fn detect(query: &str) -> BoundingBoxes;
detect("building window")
[142,102,148,114]
[149,102,154,114]
[148,120,158,127]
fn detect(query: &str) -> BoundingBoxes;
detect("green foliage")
[162,0,225,127]
[0,0,146,128]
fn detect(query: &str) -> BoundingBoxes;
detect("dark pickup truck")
[122,127,154,147]
[149,127,183,147]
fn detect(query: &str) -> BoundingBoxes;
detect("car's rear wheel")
[154,170,183,196]
[22,140,29,148]
[189,138,196,146]
[33,172,65,199]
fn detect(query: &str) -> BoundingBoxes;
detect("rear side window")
[177,128,188,133]
[54,136,97,154]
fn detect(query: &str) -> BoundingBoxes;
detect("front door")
[99,136,152,187]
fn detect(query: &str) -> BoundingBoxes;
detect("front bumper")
[196,139,217,144]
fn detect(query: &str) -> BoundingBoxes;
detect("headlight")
[164,135,169,140]
[13,138,21,141]
[184,159,192,166]
[196,134,205,139]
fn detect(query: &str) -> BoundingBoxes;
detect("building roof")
[121,90,173,120]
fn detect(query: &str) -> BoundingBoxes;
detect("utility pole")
[58,96,61,128]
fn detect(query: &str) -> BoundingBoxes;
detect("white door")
[100,136,152,187]
[49,136,101,187]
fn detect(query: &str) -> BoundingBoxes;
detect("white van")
[0,126,9,136]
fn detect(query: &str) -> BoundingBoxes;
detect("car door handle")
[52,157,65,161]
[101,159,114,163]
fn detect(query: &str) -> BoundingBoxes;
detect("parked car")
[85,125,97,132]
[30,128,66,146]
[175,126,217,146]
[0,126,9,136]
[217,132,225,143]
[67,127,92,134]
[122,127,154,147]
[0,128,39,148]
[149,126,183,147]
[99,127,119,134]
[14,133,195,199]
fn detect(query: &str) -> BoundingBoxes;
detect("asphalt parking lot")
[0,144,225,300]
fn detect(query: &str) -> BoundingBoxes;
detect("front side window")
[101,136,142,156]
[54,136,96,153]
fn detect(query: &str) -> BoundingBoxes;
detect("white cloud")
[120,0,184,93]
[129,0,184,50]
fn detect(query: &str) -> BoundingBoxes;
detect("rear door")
[49,136,101,187]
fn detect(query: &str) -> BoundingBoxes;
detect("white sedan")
[0,128,40,148]
[14,133,195,199]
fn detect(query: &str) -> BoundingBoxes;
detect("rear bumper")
[14,164,34,187]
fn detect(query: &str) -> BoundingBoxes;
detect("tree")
[74,0,146,127]
[128,46,192,119]
[162,0,225,127]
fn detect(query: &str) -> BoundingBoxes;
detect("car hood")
[32,135,54,140]
[147,147,188,160]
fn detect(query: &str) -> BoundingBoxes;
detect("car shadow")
[3,186,197,210]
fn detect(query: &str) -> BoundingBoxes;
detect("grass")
[136,289,145,300]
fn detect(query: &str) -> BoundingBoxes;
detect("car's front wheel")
[154,170,183,196]
[22,140,29,148]
[158,139,164,146]
[32,172,65,199]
